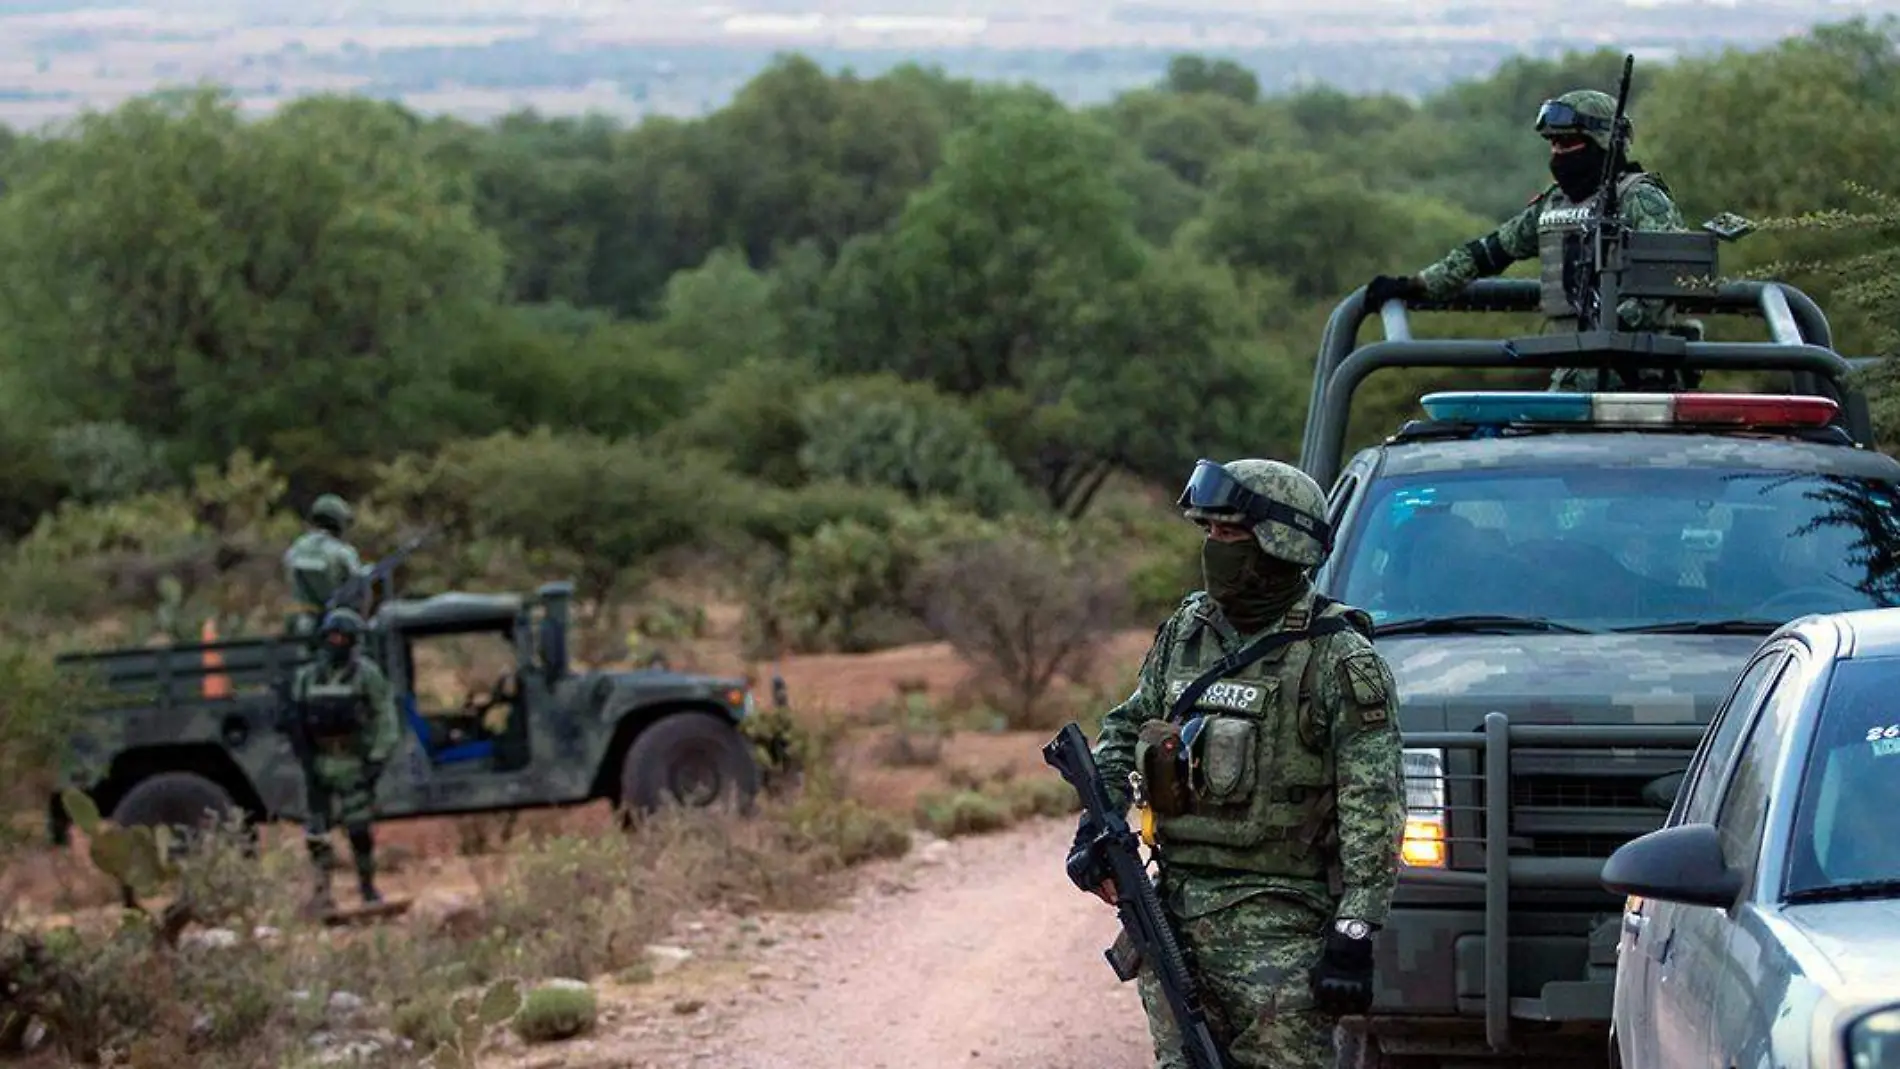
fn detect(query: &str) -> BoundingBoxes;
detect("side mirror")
[1601,822,1742,909]
[1641,771,1684,811]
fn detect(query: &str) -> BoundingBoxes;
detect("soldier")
[283,493,370,636]
[1363,88,1700,391]
[1066,458,1405,1068]
[289,607,399,915]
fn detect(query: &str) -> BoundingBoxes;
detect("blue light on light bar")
[1419,392,1593,423]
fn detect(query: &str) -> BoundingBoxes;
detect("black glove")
[1309,925,1377,1015]
[1365,274,1423,307]
[362,759,385,785]
[1066,816,1111,894]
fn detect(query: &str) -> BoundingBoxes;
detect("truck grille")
[1510,775,1649,810]
[1462,751,1687,862]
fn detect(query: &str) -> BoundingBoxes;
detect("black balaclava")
[1549,141,1608,203]
[324,631,354,668]
[1202,536,1308,634]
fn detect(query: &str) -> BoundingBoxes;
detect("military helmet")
[318,607,365,637]
[1534,89,1623,153]
[309,493,353,530]
[1177,458,1334,567]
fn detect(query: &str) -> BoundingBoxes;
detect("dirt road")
[532,817,1155,1069]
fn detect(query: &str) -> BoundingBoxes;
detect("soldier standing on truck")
[289,607,400,917]
[1065,458,1406,1068]
[283,493,371,637]
[1362,87,1701,391]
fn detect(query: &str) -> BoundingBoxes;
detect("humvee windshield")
[1333,467,1900,630]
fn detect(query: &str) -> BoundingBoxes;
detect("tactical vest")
[1536,172,1656,323]
[296,663,370,743]
[1150,589,1369,877]
[284,530,347,607]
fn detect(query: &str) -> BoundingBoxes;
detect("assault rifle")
[325,527,435,614]
[1043,721,1230,1069]
[1575,53,1637,333]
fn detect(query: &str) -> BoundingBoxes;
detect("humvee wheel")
[109,772,248,854]
[619,712,761,815]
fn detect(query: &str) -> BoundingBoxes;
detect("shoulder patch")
[1338,649,1389,716]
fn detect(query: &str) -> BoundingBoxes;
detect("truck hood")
[1384,633,1763,730]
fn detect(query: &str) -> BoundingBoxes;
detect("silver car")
[1604,607,1900,1068]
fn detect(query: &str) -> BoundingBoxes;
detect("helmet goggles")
[1534,99,1611,138]
[1176,458,1334,550]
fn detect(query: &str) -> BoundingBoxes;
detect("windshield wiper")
[1612,619,1783,635]
[1373,614,1597,636]
[1785,879,1900,904]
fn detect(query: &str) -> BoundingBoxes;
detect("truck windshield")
[1786,656,1900,899]
[1330,467,1900,629]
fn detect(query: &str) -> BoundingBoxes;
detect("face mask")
[1201,537,1307,633]
[1549,141,1608,202]
[325,638,354,666]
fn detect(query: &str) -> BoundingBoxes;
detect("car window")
[1785,656,1900,896]
[1330,467,1900,628]
[1714,654,1804,873]
[1677,651,1787,825]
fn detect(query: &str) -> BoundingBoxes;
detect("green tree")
[0,88,505,494]
[1163,55,1262,104]
[656,246,786,369]
[794,375,1035,516]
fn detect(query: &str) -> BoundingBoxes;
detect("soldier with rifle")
[283,494,372,636]
[283,492,433,641]
[1363,58,1704,391]
[1052,457,1405,1069]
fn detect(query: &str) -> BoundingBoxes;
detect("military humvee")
[46,580,765,844]
[1303,250,1900,1067]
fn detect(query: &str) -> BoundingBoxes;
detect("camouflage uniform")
[290,607,400,912]
[1366,89,1699,392]
[1074,459,1405,1068]
[283,494,369,636]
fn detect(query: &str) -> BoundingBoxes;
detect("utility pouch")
[1192,715,1259,807]
[1136,719,1192,817]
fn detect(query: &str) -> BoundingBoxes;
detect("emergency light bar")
[1418,391,1840,428]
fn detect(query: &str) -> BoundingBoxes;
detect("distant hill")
[0,0,1882,125]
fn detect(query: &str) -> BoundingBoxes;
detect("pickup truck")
[1301,267,1900,1067]
[47,580,766,845]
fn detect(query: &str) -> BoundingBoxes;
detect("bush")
[912,525,1126,727]
[408,429,755,608]
[795,374,1036,517]
[512,981,596,1043]
[914,790,1010,838]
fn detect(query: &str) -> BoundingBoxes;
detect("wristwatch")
[1334,918,1372,940]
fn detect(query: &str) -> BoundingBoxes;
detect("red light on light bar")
[1671,394,1838,426]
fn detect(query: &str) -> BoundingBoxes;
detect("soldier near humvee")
[1363,87,1701,391]
[283,493,371,637]
[288,607,400,917]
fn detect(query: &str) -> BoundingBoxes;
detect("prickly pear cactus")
[432,978,521,1068]
[60,788,180,899]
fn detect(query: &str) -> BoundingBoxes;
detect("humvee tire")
[619,711,760,814]
[109,771,243,848]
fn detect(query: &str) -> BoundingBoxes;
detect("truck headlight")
[1848,1005,1900,1067]
[1401,747,1447,868]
